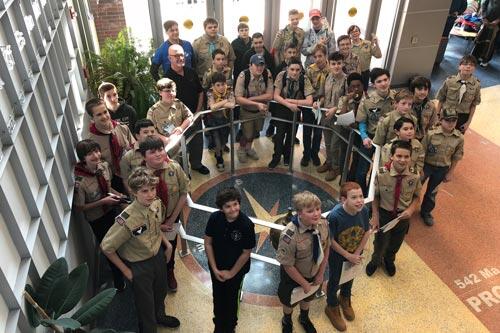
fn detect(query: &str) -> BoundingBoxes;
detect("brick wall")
[88,0,127,46]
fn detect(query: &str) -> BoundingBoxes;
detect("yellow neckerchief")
[211,86,230,118]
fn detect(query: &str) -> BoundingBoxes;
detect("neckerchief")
[75,162,109,194]
[89,120,122,175]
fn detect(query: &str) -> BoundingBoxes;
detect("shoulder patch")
[115,216,126,225]
[409,167,418,175]
[283,234,291,244]
[121,211,130,219]
[378,166,388,173]
[285,229,295,237]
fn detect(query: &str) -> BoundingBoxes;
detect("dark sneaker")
[384,259,396,277]
[366,261,378,276]
[194,165,210,175]
[281,317,293,333]
[422,214,435,226]
[283,158,290,166]
[294,137,300,145]
[157,314,180,328]
[223,145,230,153]
[216,156,224,172]
[268,158,280,169]
[300,157,309,167]
[167,269,178,291]
[298,316,317,333]
[311,154,321,166]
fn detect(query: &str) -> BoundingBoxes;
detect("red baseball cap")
[309,9,321,18]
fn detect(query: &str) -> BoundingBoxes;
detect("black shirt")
[242,47,276,78]
[165,66,203,112]
[231,37,252,80]
[109,99,137,131]
[205,210,256,273]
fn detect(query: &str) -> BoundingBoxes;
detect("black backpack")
[243,69,269,97]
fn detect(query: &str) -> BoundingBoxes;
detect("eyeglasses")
[168,53,184,59]
[160,89,175,94]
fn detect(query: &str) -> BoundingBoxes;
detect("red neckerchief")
[89,120,122,175]
[74,162,109,194]
[143,156,171,209]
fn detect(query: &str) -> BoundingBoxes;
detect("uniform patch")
[408,179,415,186]
[168,171,175,177]
[427,144,437,155]
[230,230,242,241]
[285,229,295,237]
[121,211,130,219]
[132,224,148,236]
[283,235,291,244]
[116,216,126,225]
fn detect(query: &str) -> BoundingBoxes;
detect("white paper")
[290,283,321,305]
[379,216,402,233]
[339,261,363,285]
[334,110,355,126]
[165,223,181,241]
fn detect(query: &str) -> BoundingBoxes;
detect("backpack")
[281,71,305,99]
[243,69,269,97]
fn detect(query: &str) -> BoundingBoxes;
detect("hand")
[172,127,183,135]
[213,269,226,282]
[160,217,175,232]
[312,273,324,286]
[287,102,300,112]
[325,107,337,119]
[101,195,121,206]
[443,172,453,183]
[165,244,173,263]
[312,101,319,109]
[219,270,234,280]
[370,215,379,230]
[363,138,373,149]
[398,208,413,220]
[123,267,133,282]
[257,103,268,113]
[371,33,379,45]
[347,253,363,265]
[301,283,312,294]
[461,122,470,133]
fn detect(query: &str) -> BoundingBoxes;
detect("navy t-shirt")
[327,204,370,260]
[205,211,256,273]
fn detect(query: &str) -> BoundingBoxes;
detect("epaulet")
[379,166,388,173]
[115,210,130,225]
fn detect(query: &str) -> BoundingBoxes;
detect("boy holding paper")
[366,140,421,277]
[276,191,329,333]
[325,182,370,331]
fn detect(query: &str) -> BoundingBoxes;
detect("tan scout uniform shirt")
[272,25,305,65]
[202,66,233,90]
[192,34,235,79]
[119,142,144,184]
[351,39,382,72]
[380,138,425,174]
[87,124,135,177]
[412,99,438,140]
[276,218,329,279]
[356,90,396,136]
[436,74,481,115]
[234,69,274,112]
[275,71,315,100]
[421,127,464,167]
[375,164,422,212]
[338,94,362,117]
[342,52,361,75]
[147,99,193,136]
[373,110,419,146]
[156,160,190,217]
[74,161,113,221]
[101,199,165,262]
[305,63,329,99]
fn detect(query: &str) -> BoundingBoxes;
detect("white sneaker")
[237,149,248,163]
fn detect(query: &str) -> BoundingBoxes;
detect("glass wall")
[278,0,322,31]
[222,0,266,42]
[160,0,208,44]
[371,0,400,69]
[122,0,153,52]
[333,0,373,39]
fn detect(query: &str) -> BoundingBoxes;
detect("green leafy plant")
[24,258,117,332]
[85,29,157,119]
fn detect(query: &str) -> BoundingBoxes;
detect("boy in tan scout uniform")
[101,167,179,332]
[193,17,235,79]
[234,54,274,163]
[348,25,382,91]
[380,117,425,175]
[85,98,136,194]
[420,109,464,226]
[366,140,422,277]
[140,136,190,291]
[436,55,481,133]
[409,76,437,140]
[74,139,126,291]
[276,191,329,333]
[337,35,361,75]
[201,48,233,90]
[272,9,305,66]
[302,44,329,168]
[355,68,395,195]
[373,89,418,146]
[120,119,156,193]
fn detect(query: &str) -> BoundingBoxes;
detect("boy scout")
[234,54,274,163]
[409,76,437,140]
[74,139,125,291]
[120,119,156,193]
[337,35,361,75]
[436,55,481,133]
[355,68,395,195]
[420,109,464,226]
[98,81,137,131]
[85,98,136,193]
[272,9,305,66]
[140,136,190,291]
[373,89,418,146]
[348,25,382,91]
[101,167,180,332]
[276,191,329,333]
[366,140,421,277]
[380,117,425,175]
[201,48,232,90]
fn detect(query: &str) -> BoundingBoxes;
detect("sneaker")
[268,158,280,169]
[365,261,378,276]
[281,317,293,333]
[157,314,180,328]
[422,213,434,226]
[283,157,290,166]
[298,316,317,333]
[237,149,248,163]
[246,148,259,160]
[384,259,396,277]
[480,61,488,68]
[324,305,346,331]
[339,295,355,321]
[294,137,300,145]
[266,129,274,137]
[167,268,178,291]
[311,154,321,166]
[223,145,230,153]
[316,162,331,173]
[300,157,309,167]
[325,168,340,182]
[216,156,224,172]
[193,165,210,175]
